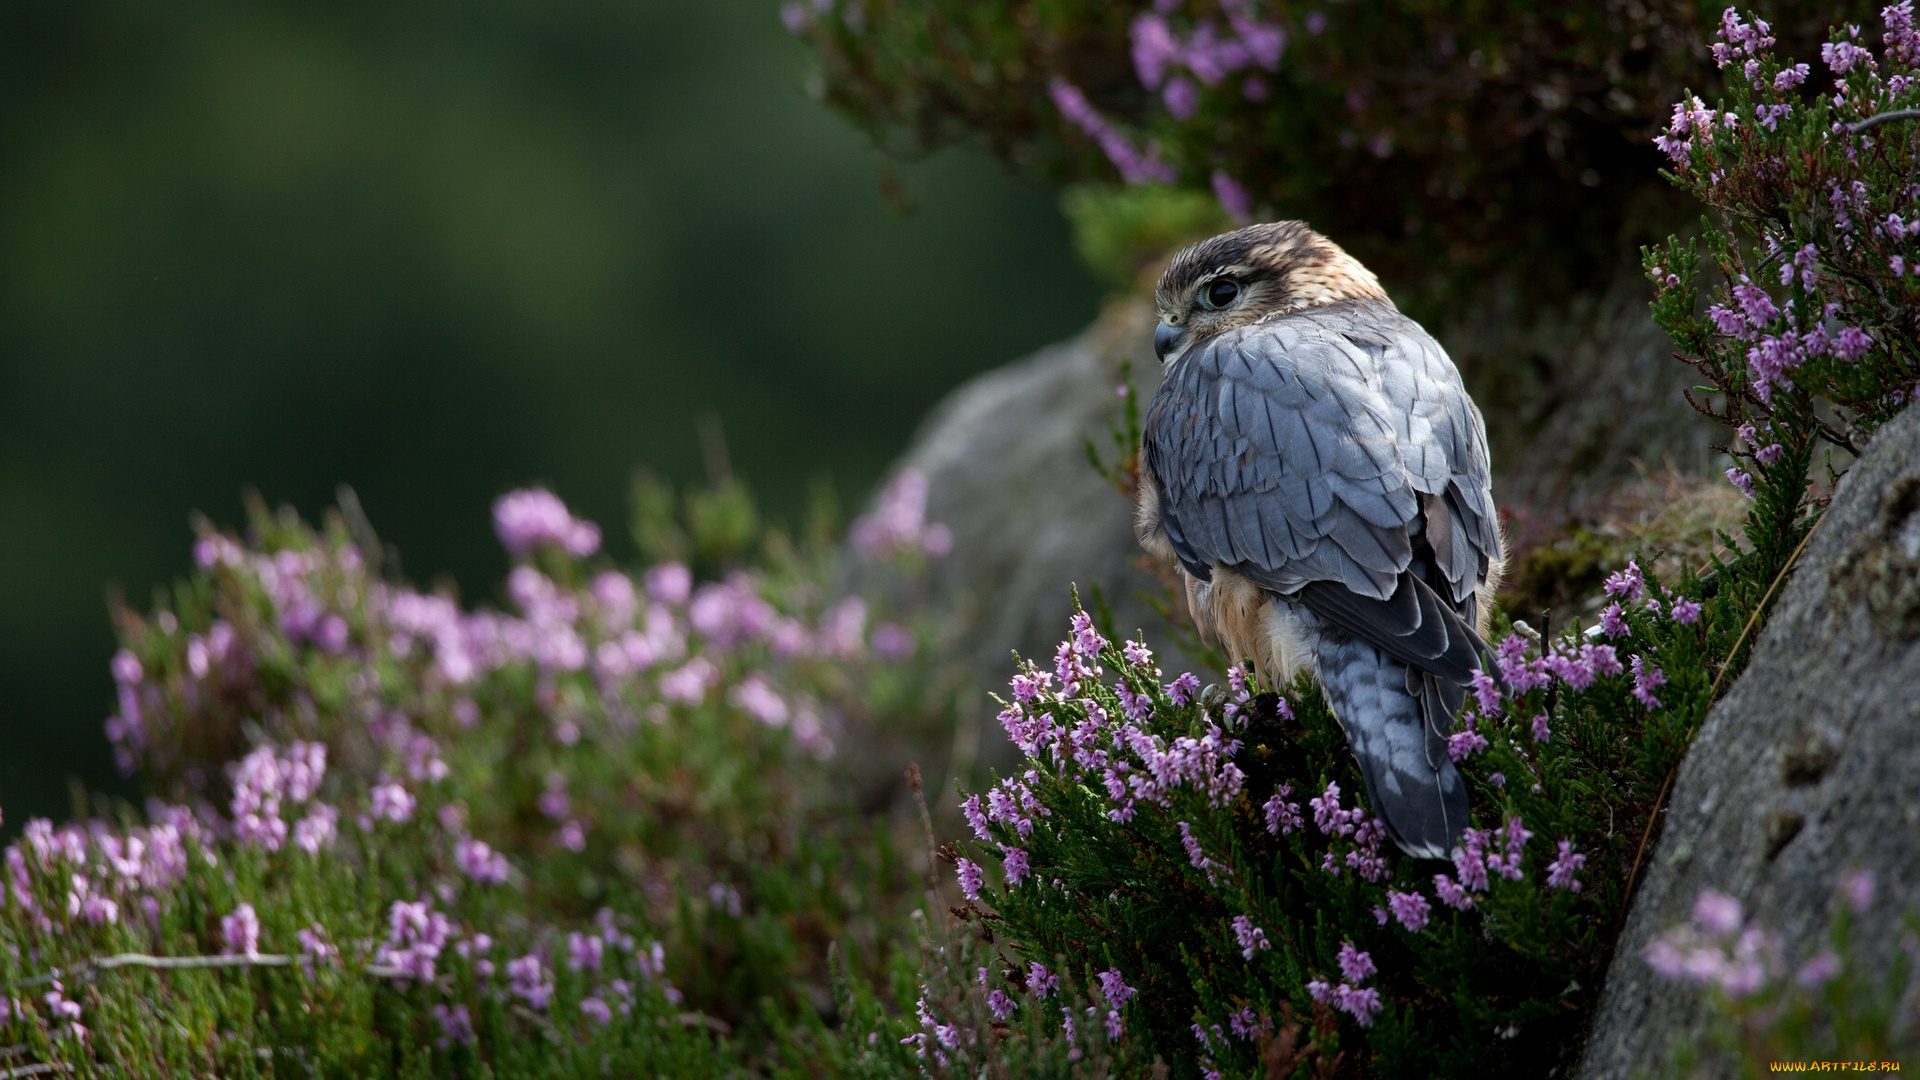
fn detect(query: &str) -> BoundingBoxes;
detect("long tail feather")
[1314,629,1469,860]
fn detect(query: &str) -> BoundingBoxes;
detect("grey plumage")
[1139,225,1502,861]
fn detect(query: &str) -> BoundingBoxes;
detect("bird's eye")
[1202,279,1241,309]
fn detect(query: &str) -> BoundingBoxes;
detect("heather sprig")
[1647,874,1919,1071]
[1646,4,1920,476]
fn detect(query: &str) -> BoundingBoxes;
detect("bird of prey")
[1135,221,1503,860]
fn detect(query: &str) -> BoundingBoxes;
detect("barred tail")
[1313,630,1469,860]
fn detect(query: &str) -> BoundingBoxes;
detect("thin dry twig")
[1850,108,1920,133]
[1617,510,1826,929]
[4,952,406,992]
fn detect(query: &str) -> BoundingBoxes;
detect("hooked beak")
[1153,320,1185,362]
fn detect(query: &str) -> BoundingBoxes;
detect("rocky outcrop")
[1576,405,1920,1078]
[883,296,1174,707]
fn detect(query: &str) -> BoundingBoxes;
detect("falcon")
[1135,221,1504,860]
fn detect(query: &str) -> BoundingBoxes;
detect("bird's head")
[1152,221,1389,364]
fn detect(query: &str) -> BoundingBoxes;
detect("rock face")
[1576,405,1920,1079]
[886,295,1173,692]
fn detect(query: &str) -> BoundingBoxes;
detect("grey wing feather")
[1144,301,1498,683]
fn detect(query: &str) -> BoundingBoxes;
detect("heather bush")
[784,0,1876,300]
[2,472,959,1076]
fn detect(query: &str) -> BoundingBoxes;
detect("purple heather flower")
[1106,1009,1126,1040]
[1436,868,1474,903]
[578,996,613,1027]
[1308,978,1382,1027]
[645,562,693,606]
[1262,786,1303,835]
[1604,560,1646,602]
[293,804,338,854]
[1599,602,1630,639]
[507,954,554,1010]
[1447,718,1489,762]
[567,931,604,972]
[368,779,415,824]
[730,672,791,726]
[1337,941,1375,983]
[1309,781,1359,836]
[1796,949,1842,988]
[1028,962,1059,998]
[1774,62,1810,90]
[1232,915,1272,960]
[1211,170,1253,220]
[1531,713,1552,743]
[1166,671,1201,705]
[493,488,601,558]
[987,989,1016,1021]
[1178,821,1231,884]
[1671,598,1703,625]
[1388,890,1431,932]
[659,657,718,704]
[1097,968,1137,1008]
[1050,79,1178,185]
[1130,12,1179,88]
[1630,655,1667,710]
[1822,38,1876,74]
[956,858,984,900]
[1694,891,1744,937]
[870,622,914,660]
[1547,839,1586,892]
[1002,847,1030,887]
[961,795,990,840]
[556,820,587,852]
[222,902,262,956]
[1831,326,1873,361]
[1163,76,1200,119]
[1843,870,1876,913]
[296,923,339,973]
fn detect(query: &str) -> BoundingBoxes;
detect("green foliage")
[1061,184,1232,291]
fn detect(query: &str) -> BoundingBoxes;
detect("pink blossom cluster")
[1129,0,1285,121]
[994,614,1246,829]
[1630,654,1669,710]
[1178,820,1232,885]
[1386,889,1431,932]
[375,899,454,982]
[230,742,329,852]
[1308,941,1383,1026]
[1230,914,1271,960]
[1049,79,1179,185]
[1262,784,1302,835]
[848,468,952,559]
[7,813,200,936]
[493,488,601,558]
[1307,781,1389,881]
[1546,839,1587,892]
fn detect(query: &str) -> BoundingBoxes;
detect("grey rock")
[888,295,1177,694]
[1576,404,1920,1079]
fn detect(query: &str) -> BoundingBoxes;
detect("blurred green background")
[0,0,1103,824]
